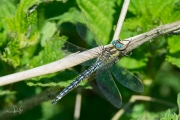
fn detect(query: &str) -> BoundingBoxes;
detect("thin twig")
[111,95,177,120]
[0,20,180,86]
[74,89,82,120]
[0,87,61,119]
[112,0,130,41]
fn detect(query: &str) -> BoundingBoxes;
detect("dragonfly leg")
[118,39,131,51]
[124,51,132,57]
[169,30,180,35]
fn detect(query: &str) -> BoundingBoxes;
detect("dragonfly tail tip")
[51,100,57,105]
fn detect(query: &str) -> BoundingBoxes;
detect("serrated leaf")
[28,36,68,68]
[0,0,16,46]
[27,68,91,89]
[40,21,57,47]
[1,0,40,67]
[129,0,179,22]
[121,0,180,39]
[50,0,116,45]
[164,109,171,120]
[131,104,158,119]
[166,55,180,68]
[2,31,40,67]
[0,90,17,96]
[76,0,116,45]
[5,0,40,33]
[166,37,180,68]
[167,37,180,54]
[161,109,179,120]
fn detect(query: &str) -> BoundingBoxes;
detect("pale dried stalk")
[0,20,180,86]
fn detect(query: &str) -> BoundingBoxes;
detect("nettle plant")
[0,0,180,119]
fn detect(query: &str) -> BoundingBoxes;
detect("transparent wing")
[45,37,85,56]
[81,58,97,66]
[45,37,96,66]
[74,11,104,48]
[96,65,122,108]
[110,64,144,93]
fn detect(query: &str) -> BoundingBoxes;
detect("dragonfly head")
[111,40,123,50]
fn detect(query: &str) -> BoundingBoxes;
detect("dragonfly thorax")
[97,46,118,65]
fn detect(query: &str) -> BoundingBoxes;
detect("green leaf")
[28,36,68,68]
[76,0,116,44]
[131,104,158,119]
[0,90,17,96]
[161,109,179,120]
[0,0,16,46]
[166,55,180,68]
[167,37,180,54]
[121,0,180,39]
[40,101,62,120]
[5,0,40,33]
[27,68,91,89]
[49,7,76,25]
[163,109,171,120]
[50,0,116,45]
[166,36,180,68]
[118,57,147,69]
[178,93,180,114]
[0,0,16,18]
[1,0,40,67]
[40,21,57,47]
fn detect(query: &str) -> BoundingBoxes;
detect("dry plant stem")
[0,47,101,86]
[74,91,82,120]
[0,20,180,86]
[0,87,61,120]
[122,20,180,55]
[112,0,130,41]
[111,95,177,120]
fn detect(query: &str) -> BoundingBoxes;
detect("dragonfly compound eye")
[111,40,117,46]
[115,43,123,50]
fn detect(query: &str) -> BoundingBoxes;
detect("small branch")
[122,20,180,55]
[0,47,101,86]
[112,0,130,41]
[0,87,61,119]
[0,20,180,86]
[74,89,82,120]
[111,95,177,120]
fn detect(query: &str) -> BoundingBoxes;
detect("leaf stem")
[112,0,130,41]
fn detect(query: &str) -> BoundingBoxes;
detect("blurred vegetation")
[0,0,180,119]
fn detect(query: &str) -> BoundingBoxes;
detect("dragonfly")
[51,11,144,108]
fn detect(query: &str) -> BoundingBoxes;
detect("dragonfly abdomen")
[52,60,102,105]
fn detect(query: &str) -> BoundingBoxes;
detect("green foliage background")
[0,0,180,119]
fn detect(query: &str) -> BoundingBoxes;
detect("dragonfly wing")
[110,64,144,93]
[45,37,96,66]
[81,58,97,66]
[96,67,122,108]
[74,11,104,48]
[44,37,85,55]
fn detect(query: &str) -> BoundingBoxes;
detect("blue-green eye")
[111,40,116,45]
[111,40,123,49]
[116,43,123,49]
